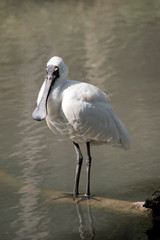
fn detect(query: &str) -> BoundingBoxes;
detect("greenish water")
[0,0,160,239]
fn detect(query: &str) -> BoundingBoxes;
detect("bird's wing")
[61,82,130,149]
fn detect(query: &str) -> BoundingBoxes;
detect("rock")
[144,187,160,222]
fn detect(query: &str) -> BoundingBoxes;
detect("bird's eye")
[46,67,48,72]
[54,67,59,71]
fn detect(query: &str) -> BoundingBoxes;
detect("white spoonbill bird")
[32,56,130,197]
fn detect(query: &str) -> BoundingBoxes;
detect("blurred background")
[0,0,160,239]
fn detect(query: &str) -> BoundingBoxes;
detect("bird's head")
[32,56,68,121]
[46,56,68,81]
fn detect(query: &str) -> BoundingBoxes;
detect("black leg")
[86,142,92,196]
[73,141,83,196]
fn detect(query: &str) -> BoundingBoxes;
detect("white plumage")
[33,56,130,196]
[38,56,130,149]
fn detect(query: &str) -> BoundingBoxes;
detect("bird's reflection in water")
[75,198,96,240]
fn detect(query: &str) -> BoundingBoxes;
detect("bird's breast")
[47,90,62,120]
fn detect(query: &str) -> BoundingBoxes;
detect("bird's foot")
[73,191,80,199]
[84,193,92,198]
